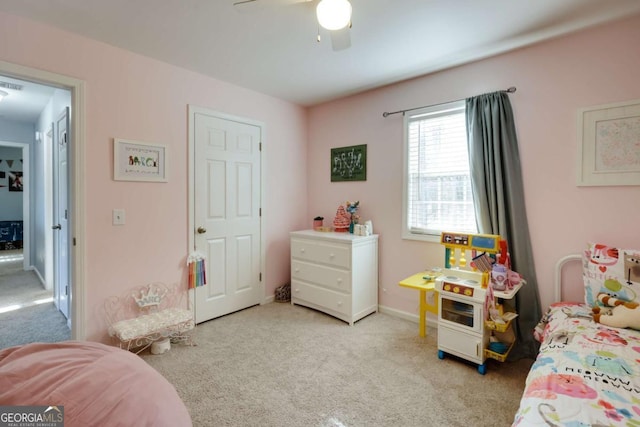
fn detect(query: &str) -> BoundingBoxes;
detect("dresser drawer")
[291,239,351,269]
[291,281,350,317]
[291,260,352,293]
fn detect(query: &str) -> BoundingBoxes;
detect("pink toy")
[333,205,351,232]
[491,264,508,291]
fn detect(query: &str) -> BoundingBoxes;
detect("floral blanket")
[512,302,640,426]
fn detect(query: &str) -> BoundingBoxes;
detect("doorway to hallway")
[0,65,82,345]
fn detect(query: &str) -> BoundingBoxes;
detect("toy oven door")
[438,293,483,334]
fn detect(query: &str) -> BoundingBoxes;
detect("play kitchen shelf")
[397,269,441,337]
[435,232,523,374]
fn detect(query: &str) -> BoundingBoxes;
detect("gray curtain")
[466,91,541,360]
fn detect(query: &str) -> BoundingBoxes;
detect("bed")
[0,341,192,426]
[513,244,640,426]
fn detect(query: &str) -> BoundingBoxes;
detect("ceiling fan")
[232,0,353,51]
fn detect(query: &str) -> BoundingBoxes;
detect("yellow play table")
[398,271,440,337]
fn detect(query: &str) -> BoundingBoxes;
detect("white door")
[53,108,70,320]
[193,111,262,323]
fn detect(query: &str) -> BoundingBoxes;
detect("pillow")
[583,242,640,307]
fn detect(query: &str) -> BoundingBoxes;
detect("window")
[402,100,478,241]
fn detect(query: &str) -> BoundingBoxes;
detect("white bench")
[105,283,195,353]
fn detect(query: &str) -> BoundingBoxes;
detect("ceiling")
[0,75,56,123]
[1,0,640,122]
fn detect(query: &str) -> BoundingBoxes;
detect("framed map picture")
[331,144,367,182]
[577,99,640,186]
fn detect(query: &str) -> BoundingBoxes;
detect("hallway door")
[53,108,70,320]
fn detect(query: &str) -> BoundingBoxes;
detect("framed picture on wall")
[577,98,640,186]
[114,138,168,182]
[331,144,367,182]
[8,171,23,192]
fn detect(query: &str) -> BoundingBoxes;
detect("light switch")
[113,209,125,225]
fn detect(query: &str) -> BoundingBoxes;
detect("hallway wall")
[34,89,71,287]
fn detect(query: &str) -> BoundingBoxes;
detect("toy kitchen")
[435,232,523,375]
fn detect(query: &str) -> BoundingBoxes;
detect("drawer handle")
[337,301,343,306]
[336,278,342,283]
[329,253,335,258]
[294,268,300,273]
[295,288,299,292]
[300,248,305,253]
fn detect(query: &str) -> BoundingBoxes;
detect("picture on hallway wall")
[331,144,367,182]
[114,138,168,182]
[8,171,23,192]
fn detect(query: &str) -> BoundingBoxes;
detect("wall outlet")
[113,209,125,225]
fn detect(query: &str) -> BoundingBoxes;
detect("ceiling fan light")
[0,90,7,102]
[316,0,352,31]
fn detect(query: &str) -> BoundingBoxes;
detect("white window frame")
[402,100,477,242]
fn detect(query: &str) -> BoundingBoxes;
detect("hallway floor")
[0,249,70,349]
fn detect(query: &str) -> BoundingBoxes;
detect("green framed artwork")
[331,144,367,182]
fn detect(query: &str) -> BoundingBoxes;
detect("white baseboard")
[263,295,275,304]
[30,266,46,287]
[378,304,438,328]
[264,298,438,328]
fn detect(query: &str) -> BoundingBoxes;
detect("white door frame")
[0,60,86,340]
[187,105,266,307]
[0,141,29,270]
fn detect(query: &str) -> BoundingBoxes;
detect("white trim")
[187,105,266,310]
[0,60,86,340]
[0,141,29,269]
[378,304,439,328]
[401,99,474,242]
[30,264,46,287]
[554,254,582,302]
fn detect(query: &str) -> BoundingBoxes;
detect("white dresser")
[290,230,379,325]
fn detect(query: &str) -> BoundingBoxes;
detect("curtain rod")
[382,86,516,118]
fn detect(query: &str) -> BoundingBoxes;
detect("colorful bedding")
[512,302,640,426]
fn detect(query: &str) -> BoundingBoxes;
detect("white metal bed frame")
[553,254,582,302]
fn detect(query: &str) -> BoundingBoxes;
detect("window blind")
[406,101,477,235]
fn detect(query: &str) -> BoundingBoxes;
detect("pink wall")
[308,14,640,316]
[0,12,308,342]
[2,10,639,341]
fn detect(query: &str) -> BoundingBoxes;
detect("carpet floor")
[142,302,533,427]
[0,250,70,349]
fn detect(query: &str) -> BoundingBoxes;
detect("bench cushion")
[109,308,194,342]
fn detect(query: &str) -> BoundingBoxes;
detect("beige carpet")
[0,249,25,277]
[142,303,533,427]
[0,249,71,349]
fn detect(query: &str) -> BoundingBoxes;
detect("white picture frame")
[577,99,640,186]
[114,138,168,182]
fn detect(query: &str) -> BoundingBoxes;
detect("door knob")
[52,224,62,230]
[197,226,207,234]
